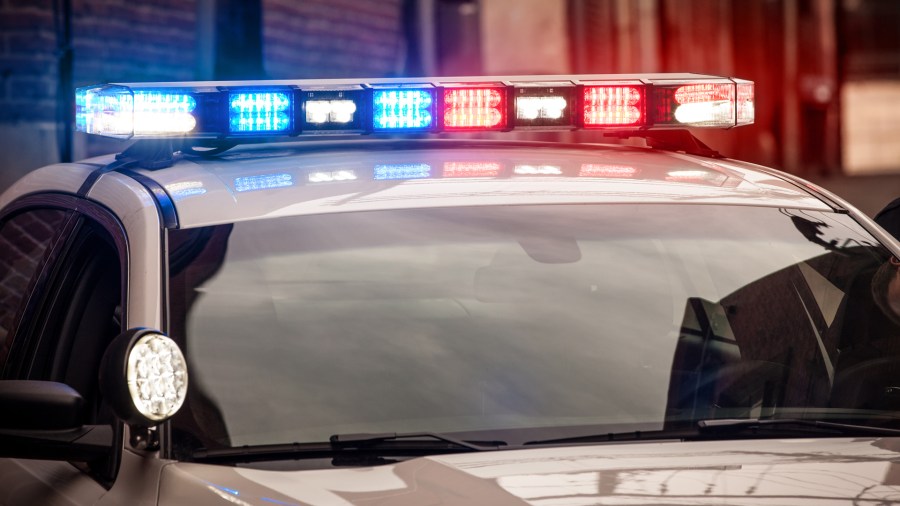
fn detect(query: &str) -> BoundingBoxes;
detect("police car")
[2,74,900,505]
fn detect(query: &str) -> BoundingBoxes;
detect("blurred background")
[0,0,898,215]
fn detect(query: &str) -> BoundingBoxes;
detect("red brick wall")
[262,0,404,79]
[72,0,198,84]
[0,0,57,123]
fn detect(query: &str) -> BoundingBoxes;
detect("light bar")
[74,74,754,139]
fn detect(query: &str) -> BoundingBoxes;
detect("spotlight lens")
[126,333,188,422]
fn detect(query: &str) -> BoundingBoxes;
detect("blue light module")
[372,89,434,131]
[229,92,292,133]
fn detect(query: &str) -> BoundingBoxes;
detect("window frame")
[0,193,130,486]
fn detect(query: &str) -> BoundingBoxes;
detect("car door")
[0,195,127,506]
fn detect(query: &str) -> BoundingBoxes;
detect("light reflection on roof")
[145,140,829,228]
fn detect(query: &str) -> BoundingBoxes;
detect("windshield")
[167,204,900,458]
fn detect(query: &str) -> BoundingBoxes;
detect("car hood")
[158,437,900,505]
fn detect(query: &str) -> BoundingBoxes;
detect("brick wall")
[72,0,198,85]
[0,0,57,124]
[262,0,404,79]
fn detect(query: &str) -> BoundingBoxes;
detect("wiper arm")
[697,418,900,437]
[524,419,900,447]
[192,432,505,465]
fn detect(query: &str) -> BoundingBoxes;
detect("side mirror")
[99,328,189,427]
[0,380,83,430]
[0,381,112,461]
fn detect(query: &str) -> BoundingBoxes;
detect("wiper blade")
[524,428,695,446]
[329,432,505,450]
[523,419,900,447]
[697,418,900,437]
[192,432,505,465]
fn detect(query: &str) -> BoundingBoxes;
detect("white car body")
[1,138,899,505]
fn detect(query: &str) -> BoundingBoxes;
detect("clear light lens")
[229,92,292,133]
[516,96,567,120]
[373,90,434,130]
[443,162,501,178]
[234,173,294,192]
[672,83,735,127]
[736,82,755,125]
[374,163,431,181]
[584,86,643,126]
[443,87,506,130]
[75,86,134,138]
[75,87,199,138]
[132,91,197,135]
[306,99,357,124]
[126,334,188,422]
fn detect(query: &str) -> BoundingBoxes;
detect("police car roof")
[110,139,829,229]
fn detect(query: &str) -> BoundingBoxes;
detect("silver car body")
[2,139,900,505]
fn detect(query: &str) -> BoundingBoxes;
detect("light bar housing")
[75,74,754,139]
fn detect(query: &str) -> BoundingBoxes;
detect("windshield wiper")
[524,418,900,447]
[329,431,505,449]
[191,432,505,465]
[697,418,900,436]
[523,427,694,446]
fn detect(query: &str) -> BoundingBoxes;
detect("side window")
[0,209,68,371]
[28,217,124,420]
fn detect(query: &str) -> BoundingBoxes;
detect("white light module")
[126,333,188,422]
